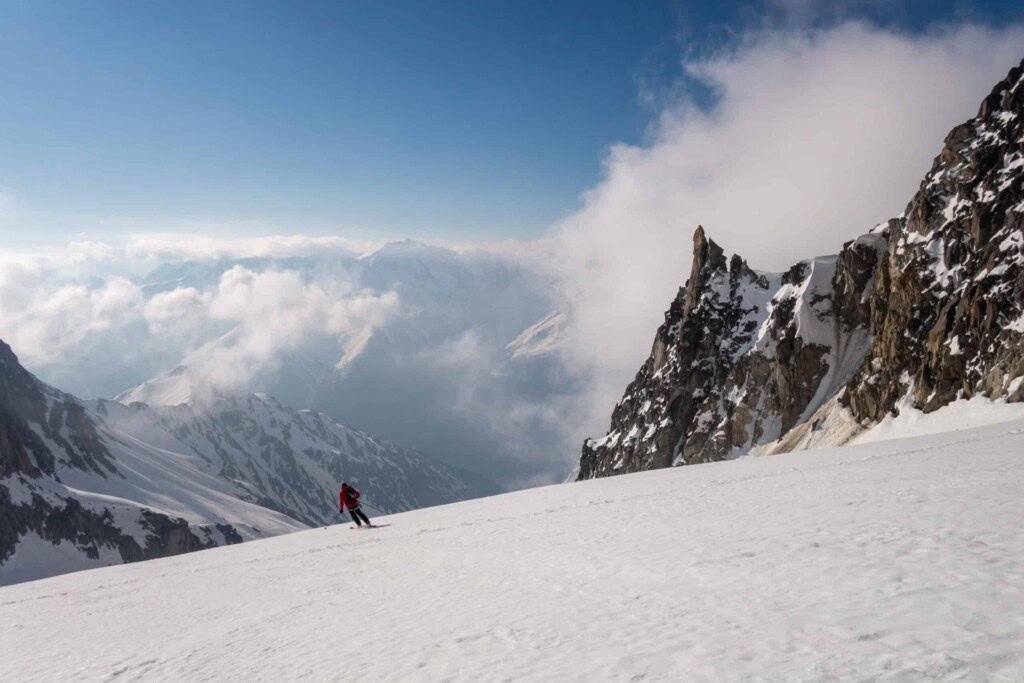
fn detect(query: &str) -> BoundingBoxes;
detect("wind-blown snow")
[4,419,1024,680]
[851,395,1024,445]
[505,311,567,359]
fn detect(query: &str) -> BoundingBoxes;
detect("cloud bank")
[0,237,566,487]
[180,266,400,391]
[0,246,400,397]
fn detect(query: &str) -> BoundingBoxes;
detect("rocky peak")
[579,57,1024,480]
[683,226,727,312]
[977,61,1023,120]
[0,340,115,479]
[579,224,884,479]
[0,341,47,420]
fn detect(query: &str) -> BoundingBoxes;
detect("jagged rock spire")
[579,57,1024,480]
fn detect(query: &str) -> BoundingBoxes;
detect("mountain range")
[0,340,492,585]
[7,56,1024,586]
[29,239,576,488]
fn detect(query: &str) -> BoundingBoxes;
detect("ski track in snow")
[4,420,1024,681]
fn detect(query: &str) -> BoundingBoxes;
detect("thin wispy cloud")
[124,232,385,262]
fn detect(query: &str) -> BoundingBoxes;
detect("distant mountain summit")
[115,364,195,406]
[1,341,493,585]
[580,57,1024,479]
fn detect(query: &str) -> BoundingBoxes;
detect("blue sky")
[1,0,1023,246]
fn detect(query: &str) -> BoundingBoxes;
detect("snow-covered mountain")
[114,364,195,406]
[105,386,496,527]
[129,240,576,486]
[5,413,1024,679]
[1,237,576,487]
[0,340,493,586]
[580,57,1024,478]
[578,227,883,477]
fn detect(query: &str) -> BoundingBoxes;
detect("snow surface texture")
[4,419,1024,681]
[756,393,1024,457]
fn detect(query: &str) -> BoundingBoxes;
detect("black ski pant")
[349,507,371,526]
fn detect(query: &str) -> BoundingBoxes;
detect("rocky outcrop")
[580,57,1024,480]
[843,59,1024,419]
[579,227,884,479]
[0,340,116,479]
[0,339,252,582]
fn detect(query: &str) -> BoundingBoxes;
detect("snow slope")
[114,365,194,406]
[4,419,1024,680]
[1,339,492,587]
[851,395,1024,445]
[99,392,496,526]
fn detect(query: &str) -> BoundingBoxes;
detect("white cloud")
[0,255,400,391]
[552,21,1024,439]
[180,266,400,390]
[65,240,118,264]
[143,287,211,337]
[421,327,582,487]
[0,273,144,365]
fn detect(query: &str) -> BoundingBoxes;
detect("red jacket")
[340,485,361,510]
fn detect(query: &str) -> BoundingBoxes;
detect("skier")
[339,482,373,528]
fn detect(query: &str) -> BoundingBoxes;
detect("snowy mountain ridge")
[579,227,883,477]
[103,390,495,526]
[114,365,196,406]
[580,57,1024,478]
[125,238,573,487]
[0,340,492,585]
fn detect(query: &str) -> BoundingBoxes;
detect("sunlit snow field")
[3,417,1024,681]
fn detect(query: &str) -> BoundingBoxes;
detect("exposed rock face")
[579,228,884,479]
[0,341,115,479]
[0,340,244,580]
[844,60,1024,419]
[579,58,1024,480]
